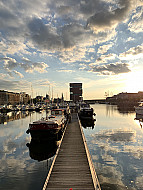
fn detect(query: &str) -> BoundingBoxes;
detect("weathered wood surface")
[43,113,101,190]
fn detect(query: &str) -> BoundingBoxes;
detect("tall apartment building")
[69,83,82,102]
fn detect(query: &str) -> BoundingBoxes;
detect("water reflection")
[80,118,95,129]
[117,105,135,114]
[26,139,60,162]
[134,114,143,128]
[92,129,136,142]
[83,104,143,190]
[0,110,53,190]
[0,111,31,124]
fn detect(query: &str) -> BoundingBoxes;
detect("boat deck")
[43,113,101,190]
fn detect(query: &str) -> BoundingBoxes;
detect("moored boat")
[135,101,143,115]
[26,109,67,140]
[78,102,95,119]
[58,103,71,122]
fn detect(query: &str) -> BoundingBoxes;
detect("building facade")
[69,83,82,102]
[0,90,30,105]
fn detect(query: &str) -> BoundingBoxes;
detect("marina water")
[0,104,143,190]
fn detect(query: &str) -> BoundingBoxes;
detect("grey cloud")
[0,78,31,91]
[0,79,21,90]
[91,62,131,75]
[79,0,101,17]
[28,18,63,51]
[61,24,90,48]
[57,5,72,15]
[20,61,48,73]
[87,0,132,29]
[0,8,18,29]
[28,18,94,50]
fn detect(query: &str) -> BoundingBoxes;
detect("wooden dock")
[43,113,101,190]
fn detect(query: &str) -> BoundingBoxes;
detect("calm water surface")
[83,104,143,190]
[0,111,54,190]
[0,104,143,190]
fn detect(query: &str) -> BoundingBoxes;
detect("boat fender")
[26,143,30,147]
[26,129,30,134]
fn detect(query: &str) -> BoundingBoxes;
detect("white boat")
[135,102,143,115]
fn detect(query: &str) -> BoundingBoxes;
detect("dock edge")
[77,114,101,190]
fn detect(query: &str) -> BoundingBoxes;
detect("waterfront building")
[0,90,20,105]
[106,91,143,105]
[20,92,30,104]
[0,90,30,105]
[69,83,82,102]
[116,91,143,100]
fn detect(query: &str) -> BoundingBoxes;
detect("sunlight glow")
[124,70,143,93]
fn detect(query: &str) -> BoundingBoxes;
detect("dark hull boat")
[26,109,67,140]
[78,102,95,119]
[80,118,95,129]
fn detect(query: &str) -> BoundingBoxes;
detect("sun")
[124,70,143,93]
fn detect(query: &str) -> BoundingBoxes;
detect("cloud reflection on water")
[92,129,136,142]
[89,128,143,190]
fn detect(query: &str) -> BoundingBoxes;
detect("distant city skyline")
[0,0,143,100]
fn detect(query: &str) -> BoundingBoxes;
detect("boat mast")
[52,86,53,103]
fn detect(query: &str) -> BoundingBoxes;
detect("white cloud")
[1,57,49,73]
[119,44,143,58]
[97,43,113,54]
[128,5,143,33]
[13,70,24,78]
[57,69,75,73]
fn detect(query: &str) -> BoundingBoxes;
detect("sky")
[0,0,143,100]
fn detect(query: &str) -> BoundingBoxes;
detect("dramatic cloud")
[90,62,131,75]
[28,18,97,52]
[1,57,49,73]
[86,0,134,31]
[28,18,63,51]
[0,0,143,97]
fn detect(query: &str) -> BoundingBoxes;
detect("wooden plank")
[43,113,101,190]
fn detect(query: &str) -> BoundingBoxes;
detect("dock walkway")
[43,113,101,190]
